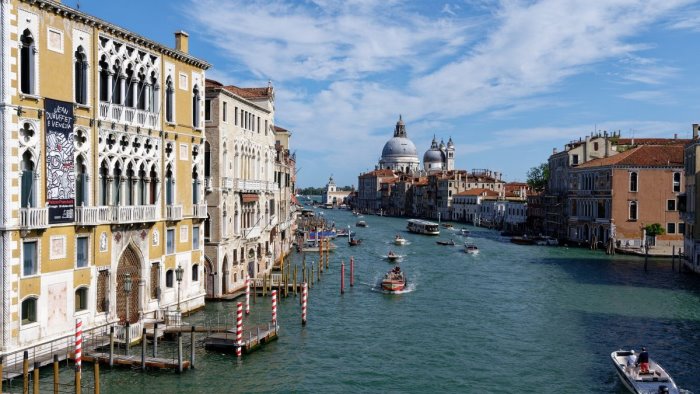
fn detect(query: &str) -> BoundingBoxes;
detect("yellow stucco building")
[0,0,209,354]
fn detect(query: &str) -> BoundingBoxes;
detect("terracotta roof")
[274,125,289,133]
[575,145,684,168]
[616,138,691,146]
[360,169,395,178]
[205,79,272,100]
[206,79,224,88]
[454,188,499,197]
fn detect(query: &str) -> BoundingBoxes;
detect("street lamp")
[175,265,184,312]
[123,273,132,323]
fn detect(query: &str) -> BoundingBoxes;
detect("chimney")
[694,124,700,140]
[604,130,609,158]
[175,31,189,53]
[553,147,557,155]
[674,133,678,140]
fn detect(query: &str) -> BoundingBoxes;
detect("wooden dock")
[82,353,190,370]
[203,324,278,355]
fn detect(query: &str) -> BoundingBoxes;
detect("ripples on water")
[84,208,700,393]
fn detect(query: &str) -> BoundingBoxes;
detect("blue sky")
[74,0,700,188]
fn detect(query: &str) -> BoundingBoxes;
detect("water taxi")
[394,234,407,245]
[610,350,679,393]
[464,244,479,255]
[386,251,400,261]
[406,219,440,235]
[381,266,406,292]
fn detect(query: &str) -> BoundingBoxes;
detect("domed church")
[378,115,420,174]
[423,136,455,173]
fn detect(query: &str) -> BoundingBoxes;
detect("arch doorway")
[204,257,215,298]
[116,245,142,324]
[221,256,229,294]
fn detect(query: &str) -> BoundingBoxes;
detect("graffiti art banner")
[44,98,75,224]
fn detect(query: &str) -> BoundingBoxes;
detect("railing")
[75,205,111,226]
[244,226,262,239]
[221,177,234,191]
[234,179,279,192]
[166,204,183,221]
[192,203,207,218]
[114,320,143,344]
[98,102,159,128]
[19,206,48,229]
[112,205,158,223]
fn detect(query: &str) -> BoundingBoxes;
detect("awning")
[242,193,259,203]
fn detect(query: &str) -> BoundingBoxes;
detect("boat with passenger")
[436,239,455,246]
[394,234,407,245]
[610,350,679,394]
[356,220,368,227]
[348,238,362,246]
[464,244,479,255]
[381,266,407,292]
[406,219,440,235]
[386,251,400,261]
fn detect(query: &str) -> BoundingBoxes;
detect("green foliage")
[644,223,665,237]
[526,162,550,191]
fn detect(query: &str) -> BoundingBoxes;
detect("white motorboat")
[394,234,407,245]
[464,244,479,255]
[610,350,679,394]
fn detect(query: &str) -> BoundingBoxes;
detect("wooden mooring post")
[108,327,114,367]
[53,355,59,394]
[177,332,183,374]
[94,362,100,394]
[153,323,158,357]
[672,245,676,270]
[141,328,147,371]
[23,350,28,394]
[32,362,39,394]
[190,326,196,369]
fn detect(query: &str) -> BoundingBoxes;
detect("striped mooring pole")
[245,278,250,315]
[301,283,307,325]
[271,289,278,325]
[236,302,243,358]
[75,318,83,394]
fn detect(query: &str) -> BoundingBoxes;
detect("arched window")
[20,29,36,95]
[149,71,159,113]
[125,163,135,206]
[165,77,174,123]
[673,172,681,192]
[204,142,211,179]
[192,85,201,128]
[75,287,88,312]
[137,69,146,110]
[21,297,37,325]
[75,156,88,206]
[192,264,199,281]
[99,161,109,206]
[165,164,174,205]
[125,65,136,108]
[149,165,158,205]
[137,164,146,205]
[112,162,122,206]
[74,46,88,104]
[21,150,36,208]
[629,200,638,221]
[99,56,109,102]
[112,62,123,105]
[192,167,199,204]
[166,269,174,288]
[204,213,211,241]
[629,172,638,192]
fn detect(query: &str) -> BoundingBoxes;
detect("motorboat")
[534,236,559,246]
[436,239,455,246]
[460,229,470,236]
[356,220,368,227]
[381,266,407,292]
[348,238,362,246]
[442,223,454,229]
[610,350,679,393]
[510,236,535,245]
[386,251,401,261]
[394,234,407,245]
[464,244,479,255]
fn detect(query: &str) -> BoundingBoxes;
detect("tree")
[644,223,665,237]
[526,162,549,192]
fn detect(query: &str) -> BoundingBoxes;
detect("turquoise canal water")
[63,210,700,392]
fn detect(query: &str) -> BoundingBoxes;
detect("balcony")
[244,226,262,240]
[165,205,183,221]
[19,207,48,229]
[75,205,111,226]
[234,179,279,193]
[192,203,207,219]
[221,177,234,191]
[112,205,158,224]
[99,102,159,128]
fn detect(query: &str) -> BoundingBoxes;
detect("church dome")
[382,137,418,158]
[423,148,444,163]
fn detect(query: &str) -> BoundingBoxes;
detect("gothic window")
[99,56,109,102]
[192,264,199,281]
[629,172,638,192]
[20,29,36,95]
[149,72,159,113]
[112,162,122,206]
[149,165,158,205]
[165,164,174,205]
[126,163,135,206]
[21,151,36,208]
[125,65,136,108]
[204,141,211,178]
[673,172,681,192]
[165,76,174,123]
[74,46,88,105]
[137,69,146,110]
[192,166,200,204]
[192,85,201,128]
[112,62,123,105]
[137,164,147,205]
[629,201,638,221]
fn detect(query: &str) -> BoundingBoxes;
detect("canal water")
[97,210,700,392]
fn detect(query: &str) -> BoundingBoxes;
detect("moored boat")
[394,234,407,245]
[348,238,362,246]
[610,350,679,394]
[436,239,455,246]
[464,244,479,254]
[510,236,535,245]
[381,266,406,292]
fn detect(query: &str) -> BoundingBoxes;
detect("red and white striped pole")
[341,261,345,294]
[236,302,243,357]
[245,277,250,315]
[301,283,307,326]
[350,257,354,287]
[271,289,277,325]
[75,318,82,371]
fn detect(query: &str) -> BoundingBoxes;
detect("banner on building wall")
[45,98,75,224]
